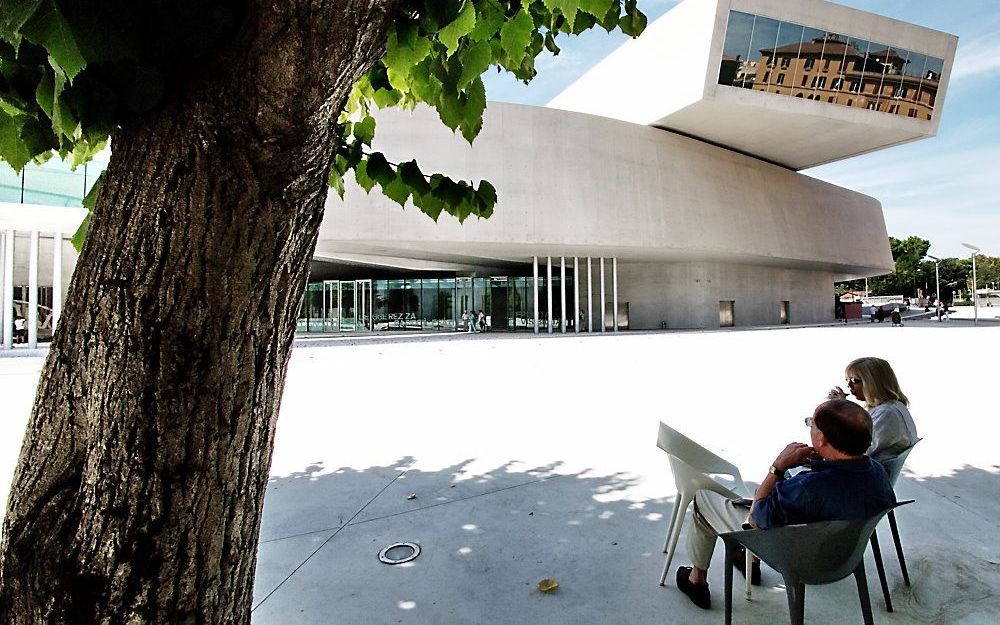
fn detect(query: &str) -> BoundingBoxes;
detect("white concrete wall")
[321,102,892,277]
[546,0,719,125]
[617,261,833,329]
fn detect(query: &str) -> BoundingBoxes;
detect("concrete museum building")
[0,0,958,347]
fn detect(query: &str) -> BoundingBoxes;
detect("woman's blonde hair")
[846,357,909,409]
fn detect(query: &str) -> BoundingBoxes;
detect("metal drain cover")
[378,542,421,565]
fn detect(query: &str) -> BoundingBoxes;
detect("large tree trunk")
[0,1,399,622]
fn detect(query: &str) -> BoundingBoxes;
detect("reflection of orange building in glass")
[748,35,938,120]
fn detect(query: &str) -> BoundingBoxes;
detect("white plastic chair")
[657,422,754,598]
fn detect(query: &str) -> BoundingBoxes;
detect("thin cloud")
[950,35,1000,81]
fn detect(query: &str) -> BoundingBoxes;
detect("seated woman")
[828,357,918,462]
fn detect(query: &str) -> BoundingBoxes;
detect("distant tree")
[0,1,647,623]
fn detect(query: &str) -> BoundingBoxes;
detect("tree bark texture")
[0,1,400,622]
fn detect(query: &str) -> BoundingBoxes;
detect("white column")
[587,257,593,333]
[612,257,619,333]
[52,232,63,332]
[573,257,580,334]
[533,256,539,334]
[28,231,38,348]
[1,231,10,349]
[546,256,553,334]
[599,257,606,333]
[560,256,566,334]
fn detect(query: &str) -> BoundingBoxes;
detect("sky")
[481,0,1000,260]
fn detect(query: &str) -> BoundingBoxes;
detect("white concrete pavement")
[2,325,999,623]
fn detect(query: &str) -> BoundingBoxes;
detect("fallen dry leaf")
[407,493,416,500]
[537,578,558,593]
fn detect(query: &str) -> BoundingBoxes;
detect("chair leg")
[658,494,691,586]
[784,581,805,625]
[888,510,911,586]
[854,562,875,625]
[745,548,753,601]
[661,496,686,553]
[870,529,893,612]
[724,541,735,625]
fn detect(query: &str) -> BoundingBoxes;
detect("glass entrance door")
[340,281,355,331]
[355,280,372,331]
[324,280,339,331]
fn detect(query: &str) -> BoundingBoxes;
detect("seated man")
[676,399,895,609]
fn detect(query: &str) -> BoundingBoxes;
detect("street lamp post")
[962,243,981,326]
[926,254,942,322]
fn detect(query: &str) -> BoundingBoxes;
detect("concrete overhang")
[546,0,958,170]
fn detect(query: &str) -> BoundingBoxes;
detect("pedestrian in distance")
[477,309,486,332]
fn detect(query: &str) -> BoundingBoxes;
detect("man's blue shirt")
[751,457,896,530]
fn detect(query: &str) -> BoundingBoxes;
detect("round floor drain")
[379,542,421,565]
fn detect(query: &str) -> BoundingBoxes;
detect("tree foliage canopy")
[1,0,647,236]
[836,234,999,301]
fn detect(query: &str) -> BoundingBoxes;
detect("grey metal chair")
[720,502,911,625]
[869,439,921,611]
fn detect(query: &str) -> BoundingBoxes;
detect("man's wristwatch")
[768,465,786,480]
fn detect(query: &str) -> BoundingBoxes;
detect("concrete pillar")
[533,256,539,334]
[52,232,63,331]
[587,257,593,333]
[546,256,553,334]
[599,257,606,333]
[28,231,38,348]
[612,257,619,333]
[573,257,579,334]
[1,231,9,349]
[560,256,566,334]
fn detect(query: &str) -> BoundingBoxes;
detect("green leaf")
[365,152,395,187]
[469,1,503,43]
[399,159,431,196]
[353,115,376,146]
[0,109,33,171]
[438,0,476,57]
[0,0,43,44]
[70,211,90,252]
[542,0,579,31]
[499,8,534,69]
[580,0,615,19]
[354,160,376,193]
[618,0,647,38]
[328,166,345,199]
[458,39,491,89]
[20,0,86,80]
[413,188,444,221]
[476,179,497,218]
[372,88,402,108]
[381,172,411,207]
[71,169,104,251]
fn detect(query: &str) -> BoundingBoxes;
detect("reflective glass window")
[719,11,755,87]
[798,27,826,97]
[420,278,438,330]
[0,163,21,204]
[438,278,456,330]
[865,43,894,109]
[773,21,805,90]
[373,280,389,330]
[746,15,780,91]
[920,56,944,118]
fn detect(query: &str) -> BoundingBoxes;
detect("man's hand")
[772,443,814,472]
[827,386,848,400]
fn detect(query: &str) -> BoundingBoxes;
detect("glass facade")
[297,273,580,333]
[718,10,944,120]
[0,158,107,206]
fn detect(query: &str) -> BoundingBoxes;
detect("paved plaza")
[2,322,999,624]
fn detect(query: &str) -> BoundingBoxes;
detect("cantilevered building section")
[548,0,957,170]
[0,0,959,346]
